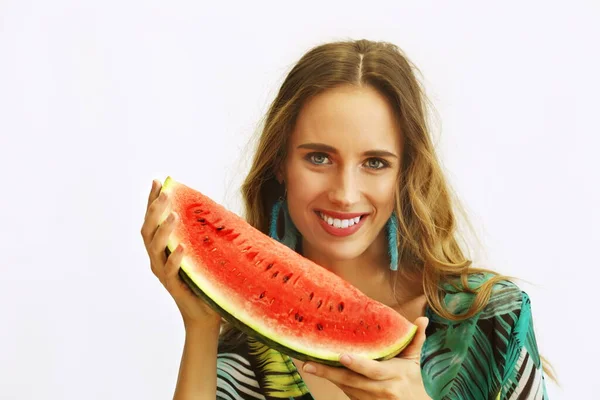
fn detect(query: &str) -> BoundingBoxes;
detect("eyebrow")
[297,142,398,158]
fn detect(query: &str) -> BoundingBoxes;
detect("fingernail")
[340,354,352,365]
[160,192,168,201]
[303,364,316,374]
[176,243,184,253]
[167,212,175,222]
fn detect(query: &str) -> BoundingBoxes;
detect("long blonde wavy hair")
[220,38,554,381]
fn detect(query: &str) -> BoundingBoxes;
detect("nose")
[328,166,361,209]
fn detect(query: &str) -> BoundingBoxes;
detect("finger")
[146,179,161,210]
[400,316,429,359]
[337,353,395,381]
[149,211,177,264]
[142,180,162,242]
[164,243,185,292]
[303,361,389,394]
[302,362,369,390]
[141,191,170,246]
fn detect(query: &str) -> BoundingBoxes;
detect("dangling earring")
[385,212,399,271]
[269,197,299,250]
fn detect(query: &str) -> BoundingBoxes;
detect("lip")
[314,209,368,219]
[314,210,369,237]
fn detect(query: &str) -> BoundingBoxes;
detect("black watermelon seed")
[329,305,333,312]
[338,302,344,312]
[271,271,279,278]
[259,291,266,299]
[309,292,314,301]
[265,263,273,270]
[282,273,292,283]
[377,324,381,330]
[316,300,322,309]
[294,312,300,320]
[216,226,224,231]
[316,323,323,331]
[298,316,304,322]
[203,236,210,242]
[193,209,203,214]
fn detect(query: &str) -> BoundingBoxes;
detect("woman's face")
[281,84,403,264]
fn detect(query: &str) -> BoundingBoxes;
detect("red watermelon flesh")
[158,177,417,365]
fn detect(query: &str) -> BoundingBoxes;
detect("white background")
[1,1,598,399]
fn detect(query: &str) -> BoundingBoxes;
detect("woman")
[141,39,551,399]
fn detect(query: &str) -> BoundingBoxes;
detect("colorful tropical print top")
[215,274,548,399]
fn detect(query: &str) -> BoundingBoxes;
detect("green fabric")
[421,273,547,399]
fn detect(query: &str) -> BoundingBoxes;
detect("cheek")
[364,174,397,209]
[284,161,323,216]
[284,160,327,202]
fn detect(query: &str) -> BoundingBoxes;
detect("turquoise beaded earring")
[269,196,299,250]
[386,212,399,271]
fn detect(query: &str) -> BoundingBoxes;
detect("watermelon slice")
[158,177,417,366]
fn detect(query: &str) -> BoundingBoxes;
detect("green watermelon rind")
[158,176,418,366]
[173,261,417,367]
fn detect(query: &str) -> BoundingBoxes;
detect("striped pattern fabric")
[217,352,266,400]
[216,274,548,399]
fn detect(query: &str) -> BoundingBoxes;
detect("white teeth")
[318,212,362,228]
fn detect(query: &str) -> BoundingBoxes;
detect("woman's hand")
[140,179,222,329]
[301,317,431,400]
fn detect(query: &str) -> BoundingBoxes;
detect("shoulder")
[421,272,539,398]
[438,272,526,319]
[434,272,534,351]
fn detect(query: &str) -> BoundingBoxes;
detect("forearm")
[173,322,221,400]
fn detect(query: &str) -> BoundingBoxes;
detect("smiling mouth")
[316,211,365,229]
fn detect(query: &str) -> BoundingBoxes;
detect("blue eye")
[365,158,388,169]
[307,153,330,165]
